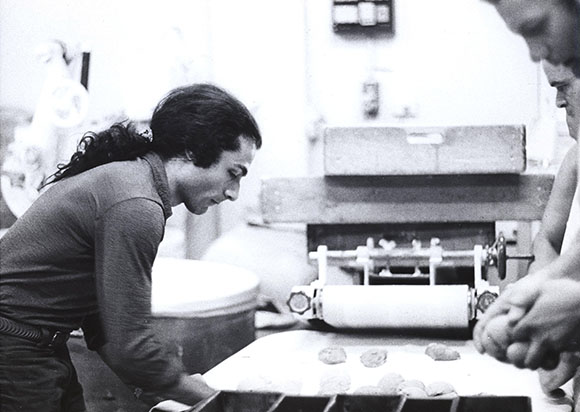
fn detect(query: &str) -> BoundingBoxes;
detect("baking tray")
[202,330,574,411]
[187,391,533,412]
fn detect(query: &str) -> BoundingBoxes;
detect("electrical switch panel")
[332,0,394,33]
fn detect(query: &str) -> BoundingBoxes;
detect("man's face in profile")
[493,0,580,74]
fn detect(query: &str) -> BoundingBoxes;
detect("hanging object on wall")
[362,79,380,118]
[332,0,394,34]
[0,40,90,218]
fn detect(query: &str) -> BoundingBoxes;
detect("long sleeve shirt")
[0,153,195,404]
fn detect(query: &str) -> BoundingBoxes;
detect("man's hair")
[44,83,261,185]
[150,84,261,168]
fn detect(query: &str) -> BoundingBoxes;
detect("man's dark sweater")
[0,153,189,403]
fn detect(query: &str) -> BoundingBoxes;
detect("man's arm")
[94,199,215,406]
[528,144,577,274]
[474,145,577,355]
[508,278,580,369]
[97,344,216,406]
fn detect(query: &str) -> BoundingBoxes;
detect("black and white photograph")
[0,1,579,411]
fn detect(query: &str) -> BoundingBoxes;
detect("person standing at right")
[484,0,580,75]
[474,0,580,375]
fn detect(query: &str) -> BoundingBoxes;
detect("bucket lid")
[151,258,260,318]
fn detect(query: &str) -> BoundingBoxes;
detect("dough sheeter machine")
[286,234,521,330]
[195,234,572,410]
[172,126,570,411]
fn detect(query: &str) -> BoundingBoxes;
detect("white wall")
[303,0,556,172]
[308,0,542,124]
[0,0,214,120]
[204,0,307,232]
[0,0,560,256]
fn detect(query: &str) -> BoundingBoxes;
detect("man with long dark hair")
[0,83,262,411]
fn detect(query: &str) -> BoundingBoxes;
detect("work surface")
[204,330,574,411]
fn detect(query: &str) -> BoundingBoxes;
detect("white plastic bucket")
[151,258,260,374]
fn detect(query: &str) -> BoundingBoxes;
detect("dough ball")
[318,346,347,365]
[377,372,405,395]
[506,341,530,366]
[398,379,426,391]
[426,381,456,397]
[399,386,428,398]
[318,369,351,395]
[352,385,383,395]
[425,343,461,361]
[360,348,388,368]
[398,380,427,397]
[484,315,512,347]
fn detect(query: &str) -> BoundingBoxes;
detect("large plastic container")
[151,258,260,374]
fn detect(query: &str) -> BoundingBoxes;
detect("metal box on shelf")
[324,125,526,176]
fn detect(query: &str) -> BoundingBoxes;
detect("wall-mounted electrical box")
[332,0,394,34]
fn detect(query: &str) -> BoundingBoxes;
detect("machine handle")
[496,233,507,280]
[507,254,535,260]
[489,233,534,280]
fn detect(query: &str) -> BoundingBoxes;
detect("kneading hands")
[473,273,580,371]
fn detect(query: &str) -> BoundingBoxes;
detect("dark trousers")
[0,333,87,412]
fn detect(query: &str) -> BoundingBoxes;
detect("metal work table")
[203,330,574,412]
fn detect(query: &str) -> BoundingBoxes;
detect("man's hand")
[473,290,513,354]
[473,275,543,354]
[538,351,580,395]
[509,279,580,369]
[504,341,560,371]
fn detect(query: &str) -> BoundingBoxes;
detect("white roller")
[321,285,470,329]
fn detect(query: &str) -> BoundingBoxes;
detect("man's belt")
[0,316,70,348]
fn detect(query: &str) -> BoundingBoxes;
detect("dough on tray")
[397,380,427,398]
[377,372,405,395]
[318,346,347,365]
[399,386,428,398]
[352,385,384,395]
[318,368,351,395]
[425,343,461,361]
[377,375,455,398]
[359,348,388,368]
[426,381,456,397]
[398,379,425,391]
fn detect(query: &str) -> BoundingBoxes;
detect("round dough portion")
[425,343,461,361]
[506,341,530,365]
[399,386,428,398]
[426,381,456,397]
[377,372,405,395]
[318,369,351,395]
[397,380,427,398]
[398,379,426,391]
[353,385,383,395]
[360,348,388,368]
[318,346,347,365]
[484,315,512,347]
